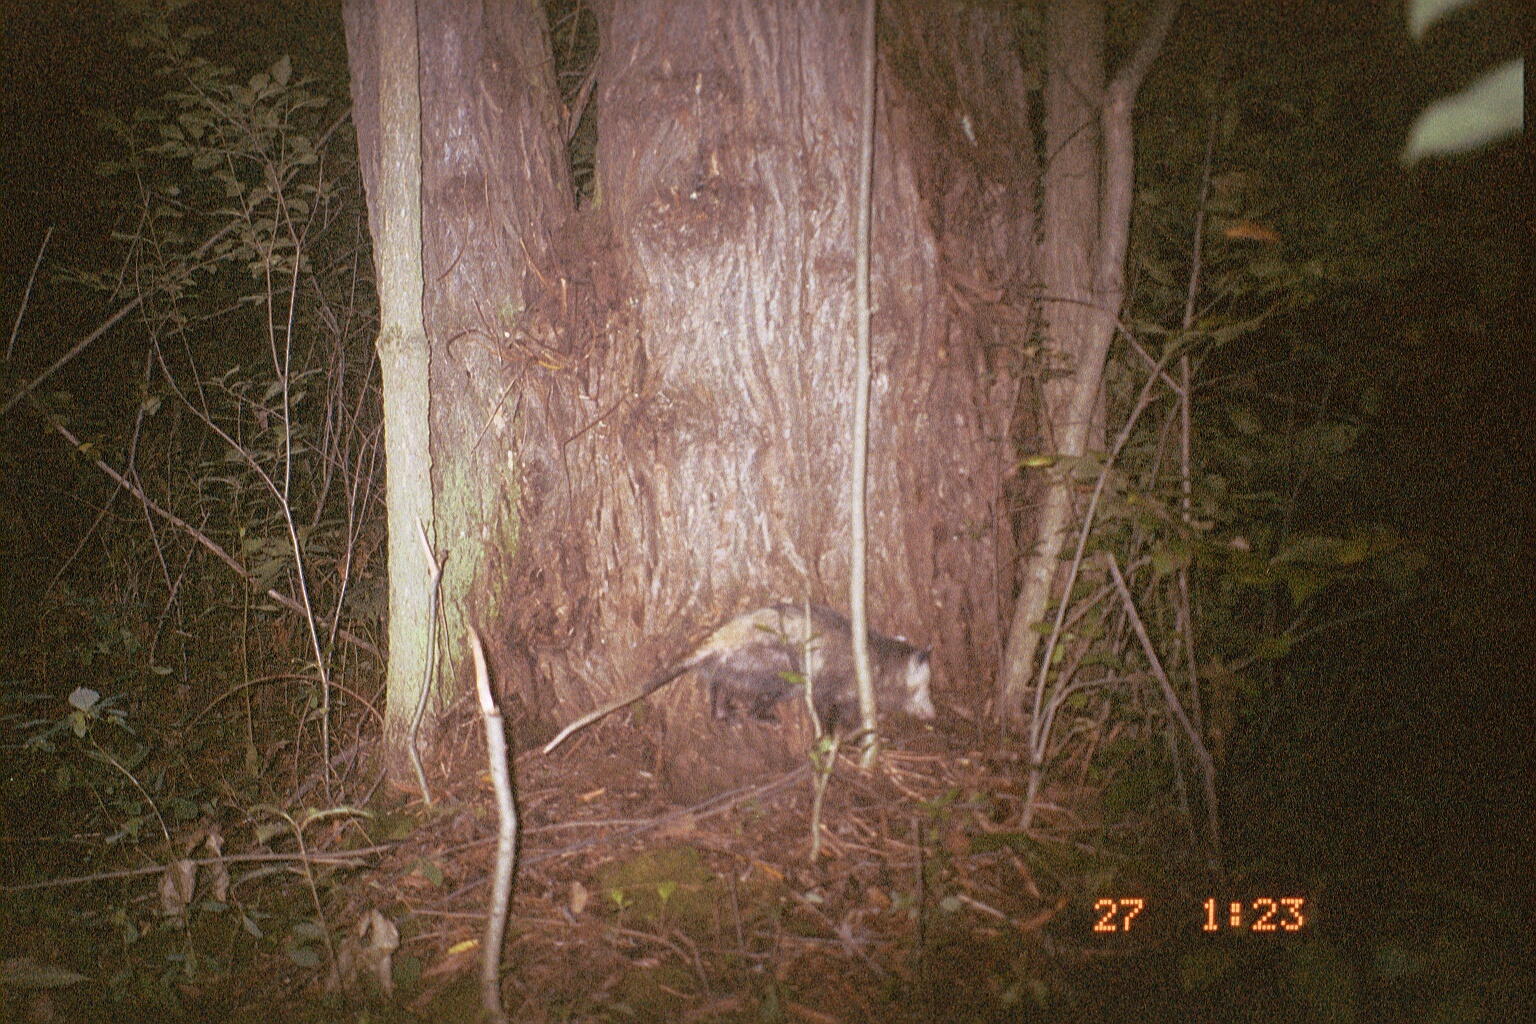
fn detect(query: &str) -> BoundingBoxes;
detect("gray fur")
[541,603,934,755]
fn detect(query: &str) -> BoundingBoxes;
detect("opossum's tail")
[539,611,774,754]
[541,662,689,755]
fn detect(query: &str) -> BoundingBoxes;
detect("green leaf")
[1408,0,1479,39]
[69,686,102,711]
[1338,527,1398,565]
[415,859,444,887]
[1228,404,1263,435]
[1276,534,1342,565]
[1282,566,1327,606]
[290,920,327,942]
[1,958,90,989]
[1403,60,1523,164]
[285,946,320,968]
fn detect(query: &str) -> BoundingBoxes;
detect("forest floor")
[1,690,1177,1024]
[3,682,1526,1023]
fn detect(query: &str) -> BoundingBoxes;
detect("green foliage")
[1403,59,1523,163]
[53,4,384,681]
[594,845,717,928]
[2,21,388,1008]
[1022,10,1437,863]
[10,684,199,849]
[1404,0,1522,162]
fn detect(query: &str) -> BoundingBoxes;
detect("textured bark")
[500,0,1034,799]
[998,0,1105,722]
[348,0,568,777]
[344,0,435,783]
[415,0,569,714]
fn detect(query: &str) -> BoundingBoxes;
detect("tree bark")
[999,0,1180,728]
[998,0,1105,726]
[503,0,1031,799]
[347,0,568,783]
[350,0,1038,799]
[415,0,568,715]
[344,0,435,783]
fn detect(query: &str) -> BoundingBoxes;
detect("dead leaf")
[159,859,196,919]
[1222,219,1281,243]
[203,827,229,902]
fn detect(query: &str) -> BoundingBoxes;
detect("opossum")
[541,603,934,754]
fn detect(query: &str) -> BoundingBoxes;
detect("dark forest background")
[2,1,1529,1021]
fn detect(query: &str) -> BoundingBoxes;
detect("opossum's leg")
[817,693,856,734]
[708,682,781,722]
[709,679,732,719]
[748,691,781,721]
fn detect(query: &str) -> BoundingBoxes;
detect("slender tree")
[999,0,1181,725]
[346,0,566,783]
[344,0,435,782]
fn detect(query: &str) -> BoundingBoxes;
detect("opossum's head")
[900,651,936,720]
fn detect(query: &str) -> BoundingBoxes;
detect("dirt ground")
[4,699,1145,1024]
[374,709,1094,1023]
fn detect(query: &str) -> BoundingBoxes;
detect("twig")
[0,845,396,893]
[0,224,236,418]
[90,742,172,850]
[34,403,249,579]
[253,805,359,974]
[441,766,810,903]
[5,225,52,363]
[609,926,710,995]
[670,928,714,1002]
[1020,338,1182,829]
[263,589,381,659]
[185,675,383,733]
[913,813,926,1009]
[471,628,517,1024]
[728,870,746,960]
[1105,551,1221,871]
[849,0,880,770]
[45,394,380,667]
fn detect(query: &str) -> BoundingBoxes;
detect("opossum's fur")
[541,603,934,754]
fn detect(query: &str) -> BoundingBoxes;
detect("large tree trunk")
[350,0,1038,799]
[415,0,569,714]
[503,0,1033,800]
[347,0,569,783]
